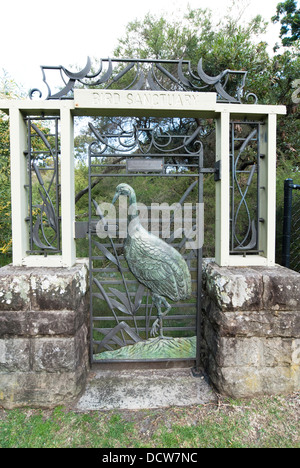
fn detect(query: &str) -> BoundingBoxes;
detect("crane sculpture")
[112,183,192,339]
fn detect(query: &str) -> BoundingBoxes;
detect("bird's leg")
[150,294,162,338]
[159,297,172,339]
[150,294,172,339]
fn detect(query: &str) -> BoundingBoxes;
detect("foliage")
[272,0,300,46]
[114,8,271,102]
[0,116,11,259]
[270,47,300,166]
[112,6,299,160]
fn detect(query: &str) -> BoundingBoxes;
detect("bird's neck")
[128,191,139,223]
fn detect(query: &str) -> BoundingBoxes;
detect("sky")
[1,0,282,95]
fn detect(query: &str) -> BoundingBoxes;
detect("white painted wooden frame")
[0,92,286,268]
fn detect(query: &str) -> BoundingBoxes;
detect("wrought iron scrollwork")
[30,57,257,104]
[26,117,61,254]
[230,121,263,254]
[88,121,203,159]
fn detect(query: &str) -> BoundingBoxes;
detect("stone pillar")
[0,262,89,409]
[202,260,300,398]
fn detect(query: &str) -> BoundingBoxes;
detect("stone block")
[0,338,30,372]
[208,364,298,398]
[202,261,300,398]
[0,267,31,311]
[217,366,262,397]
[262,338,293,367]
[203,261,300,312]
[218,337,263,367]
[0,311,28,336]
[33,337,77,373]
[0,367,87,409]
[27,309,82,336]
[261,267,300,311]
[260,367,297,395]
[0,309,87,337]
[203,262,264,311]
[292,339,300,365]
[0,263,88,313]
[32,324,88,373]
[202,299,300,338]
[0,263,90,409]
[30,264,88,311]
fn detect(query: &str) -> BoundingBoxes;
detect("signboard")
[74,89,217,116]
[126,158,164,173]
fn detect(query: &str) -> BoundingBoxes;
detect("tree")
[113,7,299,149]
[272,0,300,46]
[69,6,300,207]
[114,8,271,102]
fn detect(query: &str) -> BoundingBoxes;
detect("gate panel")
[88,117,213,363]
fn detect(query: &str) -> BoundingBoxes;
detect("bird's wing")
[125,235,190,301]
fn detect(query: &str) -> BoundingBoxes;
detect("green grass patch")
[1,393,299,448]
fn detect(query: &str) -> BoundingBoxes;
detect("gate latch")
[214,160,221,181]
[74,221,88,239]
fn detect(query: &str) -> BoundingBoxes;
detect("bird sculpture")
[112,183,192,339]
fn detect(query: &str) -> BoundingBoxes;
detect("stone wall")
[202,260,300,398]
[0,262,89,409]
[1,258,299,408]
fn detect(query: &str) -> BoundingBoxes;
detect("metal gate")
[87,117,215,365]
[282,178,300,272]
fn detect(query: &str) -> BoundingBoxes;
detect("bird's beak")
[112,191,119,205]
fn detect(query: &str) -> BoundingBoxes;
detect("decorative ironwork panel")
[30,57,257,104]
[230,121,263,254]
[88,117,210,363]
[25,117,61,254]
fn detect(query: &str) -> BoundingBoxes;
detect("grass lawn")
[0,393,299,448]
